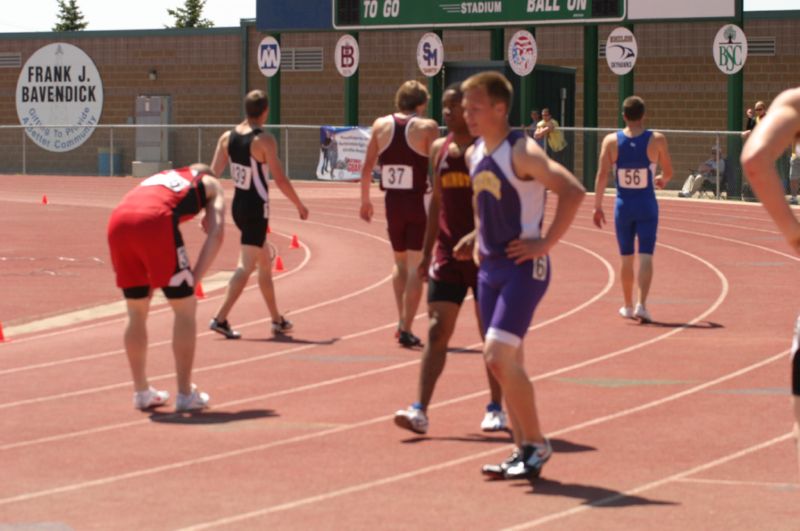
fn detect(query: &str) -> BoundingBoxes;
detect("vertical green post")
[519,27,535,128]
[583,25,599,191]
[727,0,745,198]
[427,30,443,124]
[490,28,504,61]
[267,33,281,126]
[344,32,359,126]
[617,24,634,129]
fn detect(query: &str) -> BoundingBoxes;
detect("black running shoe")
[481,448,522,479]
[271,316,293,335]
[398,330,423,348]
[209,318,241,339]
[504,440,552,480]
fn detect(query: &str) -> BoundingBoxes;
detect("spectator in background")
[742,100,767,140]
[678,145,726,198]
[534,108,568,160]
[527,109,545,149]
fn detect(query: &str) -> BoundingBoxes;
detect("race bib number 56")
[617,168,647,189]
[381,164,413,190]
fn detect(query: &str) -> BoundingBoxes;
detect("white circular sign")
[606,27,638,76]
[258,36,281,78]
[16,42,103,152]
[335,35,360,78]
[507,30,537,77]
[417,33,444,78]
[713,24,748,75]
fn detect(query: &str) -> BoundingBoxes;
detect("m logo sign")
[258,36,281,78]
[713,24,747,75]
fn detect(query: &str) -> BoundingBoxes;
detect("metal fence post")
[109,128,114,176]
[284,126,289,176]
[715,133,721,199]
[21,129,26,175]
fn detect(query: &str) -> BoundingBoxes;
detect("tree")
[53,0,88,32]
[167,0,214,29]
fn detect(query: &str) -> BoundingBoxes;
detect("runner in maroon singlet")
[360,80,440,348]
[394,85,507,435]
[107,164,225,412]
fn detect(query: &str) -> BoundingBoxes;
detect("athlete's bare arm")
[255,132,309,220]
[464,144,482,266]
[210,131,231,177]
[648,131,673,189]
[593,133,618,228]
[418,137,446,279]
[193,175,225,283]
[359,119,382,222]
[506,137,586,264]
[742,88,800,252]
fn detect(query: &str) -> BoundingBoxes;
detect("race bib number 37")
[617,168,648,189]
[381,164,413,190]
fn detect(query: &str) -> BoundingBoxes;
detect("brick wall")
[0,16,798,180]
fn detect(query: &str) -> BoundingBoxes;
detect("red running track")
[0,175,797,530]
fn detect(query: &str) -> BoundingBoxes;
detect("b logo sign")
[417,33,444,78]
[258,36,281,78]
[335,35,359,78]
[713,24,747,75]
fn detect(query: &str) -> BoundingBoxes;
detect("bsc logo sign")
[335,35,360,78]
[258,36,281,78]
[507,30,537,77]
[713,24,747,75]
[417,33,444,78]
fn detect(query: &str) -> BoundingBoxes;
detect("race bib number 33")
[617,168,648,189]
[381,164,413,190]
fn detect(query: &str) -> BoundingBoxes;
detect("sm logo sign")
[258,36,281,78]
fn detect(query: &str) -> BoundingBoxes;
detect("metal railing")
[1,123,791,201]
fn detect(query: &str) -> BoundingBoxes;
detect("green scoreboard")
[333,0,624,30]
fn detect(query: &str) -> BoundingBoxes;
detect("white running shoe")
[480,409,508,432]
[134,387,169,410]
[393,407,429,434]
[176,384,210,412]
[634,304,652,323]
[619,306,634,319]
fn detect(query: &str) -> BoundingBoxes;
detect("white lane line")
[0,221,389,373]
[674,477,799,489]
[0,273,391,410]
[0,229,308,346]
[504,430,794,530]
[177,349,786,531]
[0,240,612,450]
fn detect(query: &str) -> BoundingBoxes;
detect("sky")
[0,0,796,33]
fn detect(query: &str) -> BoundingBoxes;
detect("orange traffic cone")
[42,194,48,205]
[273,255,285,272]
[289,234,300,249]
[0,321,5,342]
[266,225,271,234]
[195,282,205,299]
